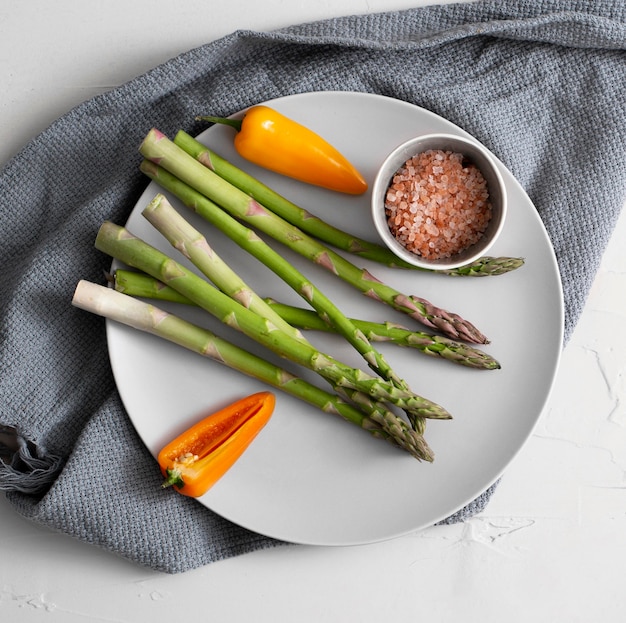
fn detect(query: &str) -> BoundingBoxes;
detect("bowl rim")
[371,132,507,271]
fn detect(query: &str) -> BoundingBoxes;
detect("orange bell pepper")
[197,105,368,195]
[158,391,275,497]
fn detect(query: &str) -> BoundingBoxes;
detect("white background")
[1,1,625,621]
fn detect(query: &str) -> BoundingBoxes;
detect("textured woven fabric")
[1,1,625,573]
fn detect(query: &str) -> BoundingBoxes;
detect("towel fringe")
[0,431,63,495]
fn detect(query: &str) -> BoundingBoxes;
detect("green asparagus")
[71,280,433,461]
[95,221,451,420]
[142,192,409,391]
[264,299,501,370]
[111,268,499,370]
[112,269,192,304]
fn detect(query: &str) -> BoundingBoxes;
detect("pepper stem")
[195,115,242,132]
[161,467,185,489]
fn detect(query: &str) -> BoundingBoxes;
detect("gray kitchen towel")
[1,1,625,573]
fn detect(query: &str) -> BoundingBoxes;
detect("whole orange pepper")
[197,105,368,195]
[158,391,275,497]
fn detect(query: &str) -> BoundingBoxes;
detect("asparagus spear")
[138,130,487,343]
[111,269,499,371]
[174,130,523,276]
[96,221,451,421]
[263,299,501,370]
[71,280,433,461]
[442,257,524,276]
[112,269,192,303]
[142,193,409,391]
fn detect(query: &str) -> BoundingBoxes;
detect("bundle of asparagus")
[142,193,408,393]
[95,219,448,422]
[73,125,518,463]
[78,217,443,459]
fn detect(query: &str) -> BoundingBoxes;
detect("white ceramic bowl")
[371,133,507,270]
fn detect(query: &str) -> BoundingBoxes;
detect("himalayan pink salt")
[384,149,492,260]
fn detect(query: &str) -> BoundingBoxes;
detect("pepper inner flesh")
[159,392,275,497]
[172,403,263,466]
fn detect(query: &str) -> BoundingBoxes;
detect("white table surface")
[2,1,625,621]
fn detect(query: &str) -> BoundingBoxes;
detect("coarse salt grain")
[384,149,492,260]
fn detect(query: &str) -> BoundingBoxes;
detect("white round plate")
[107,91,564,545]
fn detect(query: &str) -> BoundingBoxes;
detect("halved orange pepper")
[197,105,368,195]
[158,391,275,497]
